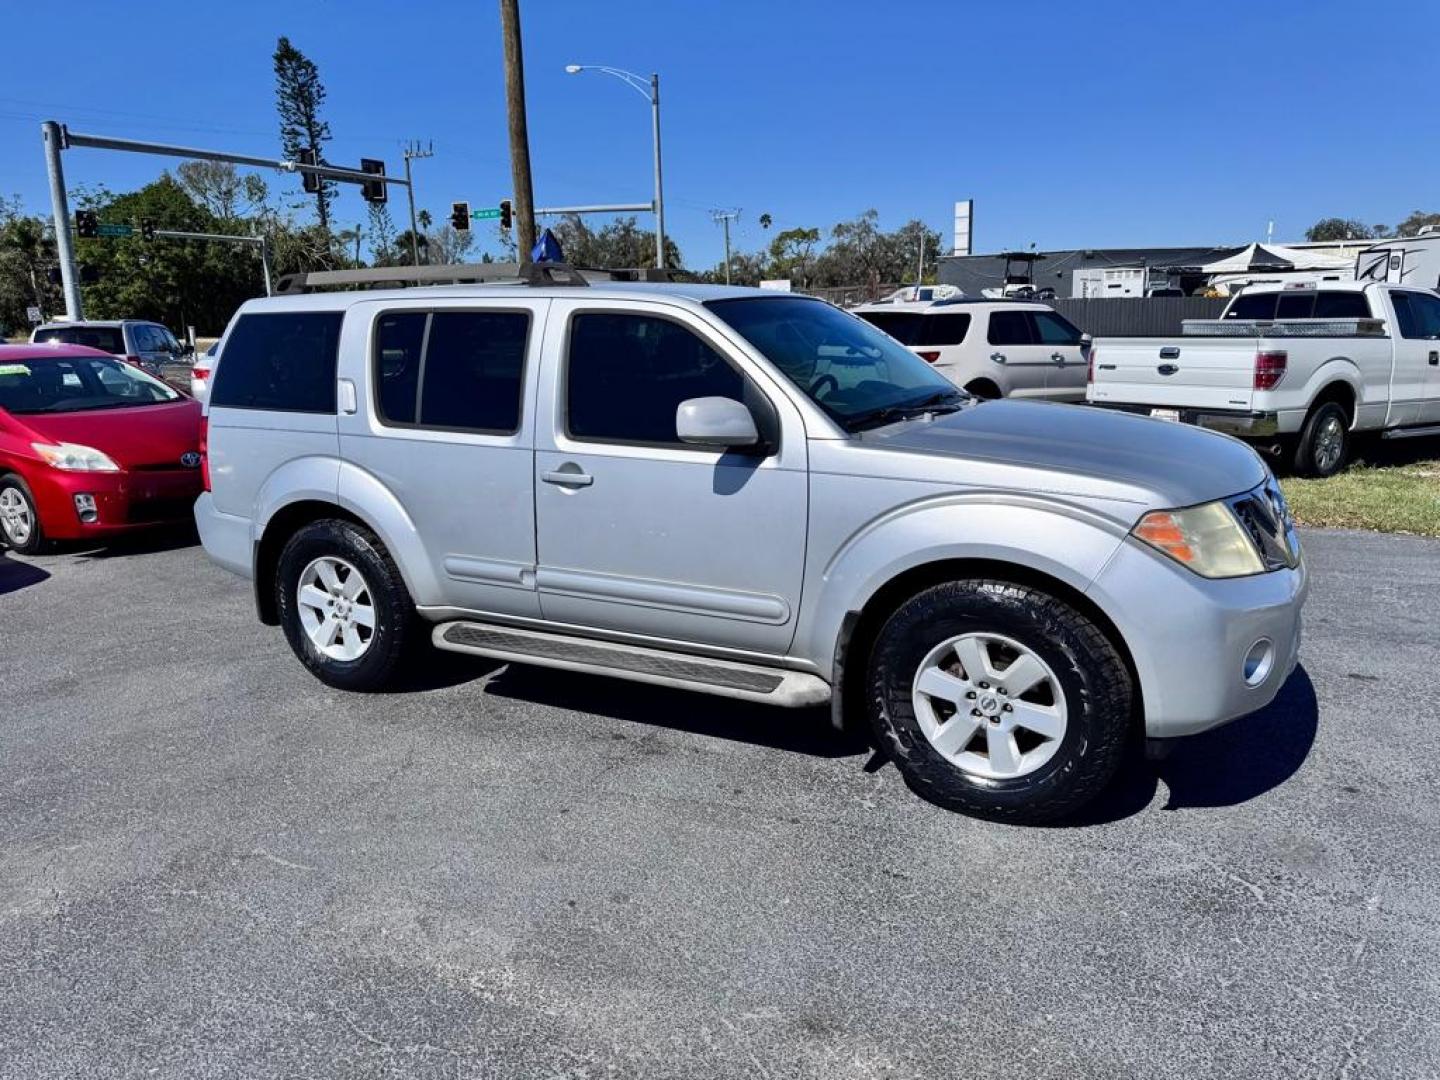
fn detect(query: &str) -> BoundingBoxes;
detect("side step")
[1382,424,1440,440]
[432,621,831,707]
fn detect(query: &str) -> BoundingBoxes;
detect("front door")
[1030,309,1088,401]
[1403,291,1440,421]
[1386,291,1440,426]
[533,301,808,655]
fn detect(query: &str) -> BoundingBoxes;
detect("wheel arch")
[829,555,1143,735]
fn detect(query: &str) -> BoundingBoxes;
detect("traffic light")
[140,219,156,241]
[75,209,98,238]
[360,158,386,204]
[499,199,513,230]
[451,201,471,232]
[299,148,320,194]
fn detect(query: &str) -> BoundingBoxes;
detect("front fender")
[796,495,1133,676]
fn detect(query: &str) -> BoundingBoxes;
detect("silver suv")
[196,281,1306,822]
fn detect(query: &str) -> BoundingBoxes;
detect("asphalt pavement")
[1,528,1437,1079]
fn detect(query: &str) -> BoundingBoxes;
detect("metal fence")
[1047,297,1227,337]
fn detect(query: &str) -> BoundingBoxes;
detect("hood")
[869,399,1268,508]
[14,398,203,470]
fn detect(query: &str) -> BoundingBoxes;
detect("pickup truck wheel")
[275,519,417,691]
[0,476,45,555]
[1293,401,1349,477]
[866,579,1133,824]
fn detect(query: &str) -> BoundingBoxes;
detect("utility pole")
[711,209,740,284]
[402,140,433,267]
[41,121,82,320]
[499,0,537,258]
[650,73,665,269]
[915,220,926,289]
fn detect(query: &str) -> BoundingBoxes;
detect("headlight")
[31,441,121,472]
[1132,501,1264,578]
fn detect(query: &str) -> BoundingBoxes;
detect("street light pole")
[566,64,667,270]
[41,121,82,320]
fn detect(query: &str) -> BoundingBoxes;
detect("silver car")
[195,283,1306,823]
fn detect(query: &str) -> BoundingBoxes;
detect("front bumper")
[30,466,203,540]
[1087,536,1307,738]
[1089,401,1280,438]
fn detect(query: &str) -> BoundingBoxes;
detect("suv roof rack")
[273,261,689,295]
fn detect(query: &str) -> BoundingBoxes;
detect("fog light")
[73,493,98,523]
[1242,638,1274,687]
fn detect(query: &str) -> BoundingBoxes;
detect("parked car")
[0,344,204,553]
[1087,280,1440,476]
[196,283,1305,823]
[30,319,193,378]
[853,298,1090,401]
[191,340,219,400]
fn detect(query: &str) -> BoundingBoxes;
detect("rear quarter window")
[209,311,343,413]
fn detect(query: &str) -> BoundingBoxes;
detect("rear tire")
[276,519,418,691]
[0,475,46,555]
[866,579,1133,824]
[1292,400,1350,477]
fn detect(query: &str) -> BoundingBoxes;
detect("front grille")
[1227,481,1300,571]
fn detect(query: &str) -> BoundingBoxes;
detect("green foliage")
[1394,210,1440,237]
[0,196,59,337]
[1304,217,1381,242]
[274,36,335,229]
[547,214,682,270]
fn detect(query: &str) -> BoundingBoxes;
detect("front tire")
[866,579,1133,824]
[1293,401,1350,477]
[275,519,417,691]
[0,475,45,555]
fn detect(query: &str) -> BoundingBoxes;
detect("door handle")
[1051,352,1065,363]
[542,467,593,488]
[990,352,1006,363]
[1430,350,1438,366]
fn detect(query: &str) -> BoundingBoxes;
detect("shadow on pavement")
[70,523,200,559]
[1068,665,1319,826]
[0,552,50,595]
[483,661,870,759]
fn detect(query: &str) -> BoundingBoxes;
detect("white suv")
[853,299,1089,401]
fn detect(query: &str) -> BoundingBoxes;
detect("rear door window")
[209,311,343,413]
[372,309,530,433]
[987,311,1034,345]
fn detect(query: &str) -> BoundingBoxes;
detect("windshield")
[33,325,125,354]
[707,296,966,430]
[0,354,182,415]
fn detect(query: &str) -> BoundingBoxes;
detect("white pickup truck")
[1087,281,1440,475]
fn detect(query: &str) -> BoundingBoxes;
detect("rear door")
[984,309,1050,396]
[336,301,545,618]
[1388,291,1440,423]
[1029,309,1087,400]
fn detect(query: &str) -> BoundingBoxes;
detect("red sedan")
[0,344,203,553]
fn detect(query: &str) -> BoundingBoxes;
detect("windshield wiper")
[843,390,965,432]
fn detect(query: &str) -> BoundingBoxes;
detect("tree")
[366,203,399,265]
[274,37,335,232]
[1394,210,1440,237]
[548,214,682,269]
[1304,217,1380,242]
[767,226,820,286]
[176,161,267,220]
[0,197,59,333]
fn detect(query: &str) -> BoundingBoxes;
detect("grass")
[1281,440,1440,537]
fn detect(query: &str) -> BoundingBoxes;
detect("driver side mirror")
[676,396,759,449]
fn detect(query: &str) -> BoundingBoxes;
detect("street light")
[565,63,666,270]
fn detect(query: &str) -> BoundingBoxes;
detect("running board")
[1382,424,1440,440]
[432,621,831,707]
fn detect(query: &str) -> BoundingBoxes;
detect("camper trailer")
[1355,229,1440,291]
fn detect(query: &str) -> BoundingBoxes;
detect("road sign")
[471,207,501,221]
[96,223,133,238]
[26,306,42,324]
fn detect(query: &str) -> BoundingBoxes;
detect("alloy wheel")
[1314,415,1345,473]
[296,556,377,662]
[911,631,1068,780]
[0,488,33,546]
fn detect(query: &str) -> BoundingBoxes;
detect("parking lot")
[1,528,1438,1079]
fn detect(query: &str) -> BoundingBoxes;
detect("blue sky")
[2,0,1437,268]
